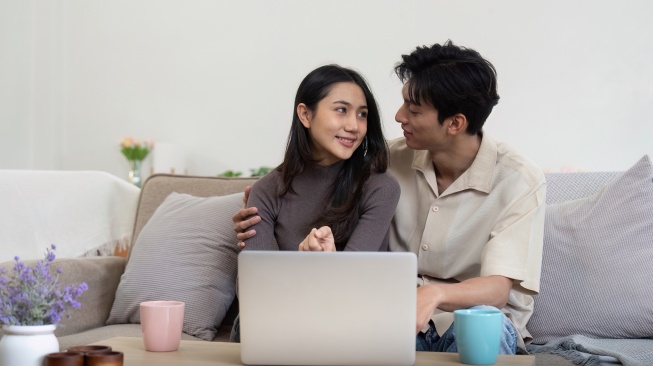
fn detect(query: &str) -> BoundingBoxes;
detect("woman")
[241,64,400,253]
[230,65,400,342]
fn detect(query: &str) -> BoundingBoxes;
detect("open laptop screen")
[238,251,417,366]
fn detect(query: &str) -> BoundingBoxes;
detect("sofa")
[1,155,652,366]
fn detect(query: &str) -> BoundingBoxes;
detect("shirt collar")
[411,132,497,195]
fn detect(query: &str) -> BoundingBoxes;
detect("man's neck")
[429,134,482,193]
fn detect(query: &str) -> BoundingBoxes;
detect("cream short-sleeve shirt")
[387,134,546,347]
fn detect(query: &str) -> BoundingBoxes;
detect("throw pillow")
[528,155,653,344]
[106,192,242,341]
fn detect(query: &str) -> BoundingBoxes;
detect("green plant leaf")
[217,170,243,177]
[250,166,272,177]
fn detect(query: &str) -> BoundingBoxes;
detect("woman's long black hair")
[278,64,388,250]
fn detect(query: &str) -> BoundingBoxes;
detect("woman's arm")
[242,173,280,251]
[343,173,401,251]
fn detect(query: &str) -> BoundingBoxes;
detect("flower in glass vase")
[120,136,153,162]
[120,136,154,188]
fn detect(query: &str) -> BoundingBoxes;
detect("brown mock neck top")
[244,161,400,251]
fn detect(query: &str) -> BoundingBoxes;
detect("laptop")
[237,251,417,366]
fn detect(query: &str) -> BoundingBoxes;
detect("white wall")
[0,0,32,169]
[2,0,652,180]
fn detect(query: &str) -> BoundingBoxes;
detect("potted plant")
[0,245,88,366]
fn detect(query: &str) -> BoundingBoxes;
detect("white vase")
[0,324,59,366]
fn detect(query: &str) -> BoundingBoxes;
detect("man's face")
[394,83,447,151]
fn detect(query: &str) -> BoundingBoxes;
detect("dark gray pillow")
[106,192,242,341]
[528,155,653,344]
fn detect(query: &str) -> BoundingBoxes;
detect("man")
[233,40,546,354]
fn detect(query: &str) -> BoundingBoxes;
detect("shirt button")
[432,206,439,212]
[421,245,429,251]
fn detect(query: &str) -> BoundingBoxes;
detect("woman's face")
[297,82,368,166]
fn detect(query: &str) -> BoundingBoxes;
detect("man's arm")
[414,175,546,334]
[416,275,512,334]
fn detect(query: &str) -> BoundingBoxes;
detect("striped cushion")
[106,192,242,341]
[528,155,653,343]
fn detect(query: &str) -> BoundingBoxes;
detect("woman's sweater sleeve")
[242,172,280,251]
[343,172,400,252]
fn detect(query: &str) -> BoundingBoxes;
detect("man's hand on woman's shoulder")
[232,186,261,248]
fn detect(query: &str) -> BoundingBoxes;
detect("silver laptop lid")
[238,251,417,366]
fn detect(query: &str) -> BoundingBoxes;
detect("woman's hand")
[298,227,336,252]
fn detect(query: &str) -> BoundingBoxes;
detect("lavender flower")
[0,244,88,326]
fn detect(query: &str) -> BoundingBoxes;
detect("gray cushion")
[528,155,653,344]
[106,192,242,341]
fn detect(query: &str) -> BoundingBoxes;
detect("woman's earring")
[363,137,368,157]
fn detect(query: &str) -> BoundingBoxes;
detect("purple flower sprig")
[0,244,88,326]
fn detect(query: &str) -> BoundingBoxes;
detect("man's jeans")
[415,305,518,354]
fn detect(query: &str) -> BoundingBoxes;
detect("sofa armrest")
[51,256,126,337]
[0,256,126,337]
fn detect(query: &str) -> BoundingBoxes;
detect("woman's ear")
[297,103,312,128]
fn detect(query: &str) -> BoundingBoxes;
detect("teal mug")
[454,308,503,365]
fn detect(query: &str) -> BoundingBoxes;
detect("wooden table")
[93,337,534,366]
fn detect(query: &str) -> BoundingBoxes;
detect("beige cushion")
[106,192,243,341]
[131,174,258,244]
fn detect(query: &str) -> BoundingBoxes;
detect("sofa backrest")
[133,171,621,243]
[131,174,258,245]
[544,171,620,204]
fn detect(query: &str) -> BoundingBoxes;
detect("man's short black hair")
[394,40,500,135]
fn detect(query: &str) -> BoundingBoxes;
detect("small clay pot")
[85,351,124,366]
[66,345,112,355]
[44,352,85,366]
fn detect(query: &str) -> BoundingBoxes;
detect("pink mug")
[139,301,185,352]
